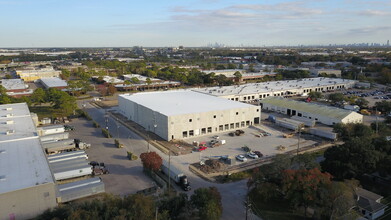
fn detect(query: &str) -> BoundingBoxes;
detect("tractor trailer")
[161,161,191,191]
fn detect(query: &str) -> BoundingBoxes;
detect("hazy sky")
[1,0,390,47]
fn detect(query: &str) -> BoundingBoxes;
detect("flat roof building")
[260,97,363,126]
[16,67,61,82]
[40,77,68,89]
[194,77,356,103]
[0,103,57,220]
[0,79,33,97]
[119,90,261,140]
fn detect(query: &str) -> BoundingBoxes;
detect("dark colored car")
[253,151,263,158]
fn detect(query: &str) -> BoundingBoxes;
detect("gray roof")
[0,103,54,194]
[356,187,383,202]
[119,90,257,116]
[261,97,360,120]
[0,79,27,90]
[357,197,387,213]
[40,77,68,88]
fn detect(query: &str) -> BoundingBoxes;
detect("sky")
[0,0,391,47]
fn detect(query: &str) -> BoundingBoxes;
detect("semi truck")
[161,161,191,191]
[42,139,90,154]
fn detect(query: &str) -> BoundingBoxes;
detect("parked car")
[236,155,247,162]
[253,151,264,158]
[64,125,74,131]
[247,152,259,159]
[197,146,208,152]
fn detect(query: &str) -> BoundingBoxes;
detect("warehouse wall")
[167,106,260,140]
[0,183,57,220]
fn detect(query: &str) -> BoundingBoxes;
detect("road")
[79,100,260,220]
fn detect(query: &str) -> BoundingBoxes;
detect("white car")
[236,155,247,162]
[247,152,259,159]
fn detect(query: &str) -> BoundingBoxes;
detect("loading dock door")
[254,117,260,124]
[287,109,292,116]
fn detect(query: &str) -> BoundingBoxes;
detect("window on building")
[201,128,206,134]
[256,109,259,112]
[213,115,216,118]
[235,98,239,101]
[230,123,234,129]
[241,121,245,127]
[189,119,192,122]
[252,96,255,99]
[236,112,239,115]
[219,125,223,131]
[246,121,250,126]
[298,113,302,117]
[182,131,188,138]
[207,127,212,133]
[244,97,247,100]
[189,130,194,137]
[236,122,240,128]
[225,124,229,130]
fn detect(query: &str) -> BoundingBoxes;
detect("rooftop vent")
[5,107,12,111]
[5,120,14,125]
[0,175,6,181]
[6,130,15,135]
[4,113,13,118]
[0,150,5,154]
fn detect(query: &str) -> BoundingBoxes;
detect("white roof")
[120,90,256,116]
[40,77,68,88]
[0,103,54,194]
[0,79,27,90]
[193,77,356,97]
[123,74,160,82]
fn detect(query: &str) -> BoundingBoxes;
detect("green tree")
[145,77,152,85]
[233,71,242,83]
[0,85,12,104]
[354,97,369,109]
[308,91,323,100]
[191,187,222,220]
[282,168,332,216]
[328,93,345,103]
[375,100,391,114]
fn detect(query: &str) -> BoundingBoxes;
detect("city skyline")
[0,0,390,47]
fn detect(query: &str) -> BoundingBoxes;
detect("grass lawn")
[29,106,67,119]
[250,194,310,220]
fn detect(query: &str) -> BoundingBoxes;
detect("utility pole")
[168,150,171,197]
[376,107,379,134]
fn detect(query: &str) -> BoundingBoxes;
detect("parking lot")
[66,118,154,196]
[182,124,318,163]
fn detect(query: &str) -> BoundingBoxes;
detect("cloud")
[349,26,391,34]
[357,10,391,16]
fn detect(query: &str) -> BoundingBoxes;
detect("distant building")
[0,79,33,97]
[40,77,68,89]
[194,78,356,103]
[0,103,57,220]
[310,69,342,77]
[16,67,61,82]
[260,97,363,126]
[202,69,245,77]
[118,90,260,140]
[123,74,163,83]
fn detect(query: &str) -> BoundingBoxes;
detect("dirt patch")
[192,159,228,174]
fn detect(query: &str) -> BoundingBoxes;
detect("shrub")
[102,128,112,138]
[127,151,138,160]
[93,121,100,128]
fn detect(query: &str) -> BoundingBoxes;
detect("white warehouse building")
[118,90,261,140]
[260,97,363,125]
[194,77,356,103]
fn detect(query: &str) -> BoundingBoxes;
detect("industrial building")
[0,79,33,97]
[16,67,61,82]
[118,90,261,140]
[194,77,356,103]
[0,103,57,220]
[39,77,68,89]
[260,97,363,125]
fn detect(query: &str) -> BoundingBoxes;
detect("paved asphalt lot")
[67,118,154,196]
[77,100,261,220]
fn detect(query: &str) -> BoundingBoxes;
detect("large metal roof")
[194,77,356,97]
[119,90,257,116]
[0,103,54,194]
[260,97,359,120]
